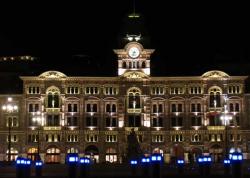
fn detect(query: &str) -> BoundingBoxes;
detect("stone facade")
[0,42,249,164]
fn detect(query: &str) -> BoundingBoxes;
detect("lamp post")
[2,97,18,162]
[220,96,232,159]
[32,111,44,161]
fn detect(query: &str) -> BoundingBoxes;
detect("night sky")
[0,2,250,77]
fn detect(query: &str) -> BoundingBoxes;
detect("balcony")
[127,108,142,113]
[207,126,225,130]
[43,126,62,130]
[45,108,61,113]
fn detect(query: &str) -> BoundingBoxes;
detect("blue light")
[232,155,238,160]
[203,157,208,162]
[238,155,243,160]
[157,156,162,161]
[198,158,203,163]
[21,160,25,164]
[79,158,90,164]
[151,156,156,161]
[130,160,137,165]
[177,160,184,164]
[26,160,31,165]
[35,161,43,166]
[224,159,230,164]
[207,157,212,162]
[16,160,21,164]
[69,157,78,162]
[141,157,150,163]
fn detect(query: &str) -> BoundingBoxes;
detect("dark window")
[235,103,240,112]
[178,104,182,112]
[171,104,176,112]
[112,104,116,112]
[29,104,33,112]
[73,104,77,112]
[106,104,111,112]
[197,104,201,112]
[128,115,140,127]
[153,104,157,113]
[68,104,72,112]
[229,103,234,112]
[86,104,91,112]
[158,104,163,112]
[210,93,215,107]
[35,104,39,112]
[191,104,195,112]
[93,104,97,112]
[177,117,183,126]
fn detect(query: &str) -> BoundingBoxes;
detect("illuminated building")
[0,14,250,164]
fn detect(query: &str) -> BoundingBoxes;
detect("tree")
[126,128,142,162]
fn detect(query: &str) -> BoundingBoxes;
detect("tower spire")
[128,0,140,18]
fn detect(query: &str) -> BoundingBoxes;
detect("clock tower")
[114,42,154,78]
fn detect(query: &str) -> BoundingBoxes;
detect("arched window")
[106,104,111,112]
[112,104,116,112]
[209,87,222,107]
[46,147,60,163]
[27,147,38,161]
[127,87,141,109]
[46,86,60,108]
[6,147,18,161]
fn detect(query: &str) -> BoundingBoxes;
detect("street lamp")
[220,96,232,159]
[32,111,44,161]
[2,97,18,162]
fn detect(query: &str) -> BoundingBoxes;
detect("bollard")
[203,156,212,176]
[223,159,231,176]
[35,160,43,177]
[177,159,185,174]
[67,153,79,178]
[16,157,23,178]
[151,154,162,178]
[231,152,243,178]
[22,159,31,178]
[141,157,150,177]
[197,157,204,176]
[79,157,91,178]
[130,160,138,177]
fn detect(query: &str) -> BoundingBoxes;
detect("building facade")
[0,41,250,164]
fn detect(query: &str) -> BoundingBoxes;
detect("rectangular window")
[86,135,98,142]
[152,135,164,142]
[106,135,117,142]
[66,87,79,94]
[85,87,99,94]
[28,86,40,94]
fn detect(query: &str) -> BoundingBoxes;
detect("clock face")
[128,47,140,58]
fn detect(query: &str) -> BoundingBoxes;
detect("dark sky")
[0,1,250,77]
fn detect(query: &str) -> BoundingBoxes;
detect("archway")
[6,147,18,161]
[45,147,61,163]
[105,148,117,163]
[209,144,223,163]
[190,147,202,163]
[27,147,38,161]
[85,145,99,163]
[170,144,184,163]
